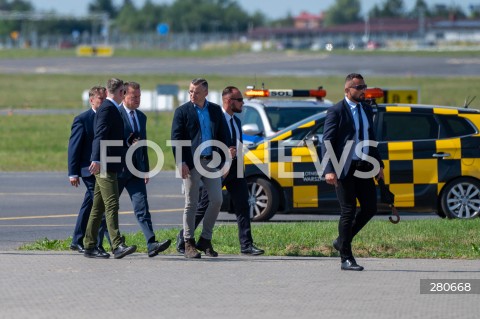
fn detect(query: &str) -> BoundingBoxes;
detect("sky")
[31,0,475,19]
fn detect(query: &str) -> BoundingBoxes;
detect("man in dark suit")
[84,77,137,259]
[321,73,384,271]
[67,86,109,254]
[117,81,171,257]
[171,78,230,258]
[176,86,264,256]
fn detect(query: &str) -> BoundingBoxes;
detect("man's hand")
[180,163,190,179]
[89,162,100,175]
[376,167,385,181]
[69,177,80,187]
[325,173,338,187]
[229,146,236,159]
[144,177,150,184]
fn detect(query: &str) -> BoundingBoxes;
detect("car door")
[376,108,458,209]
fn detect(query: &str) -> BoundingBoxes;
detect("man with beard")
[321,73,384,271]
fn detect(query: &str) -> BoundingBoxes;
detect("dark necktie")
[230,117,237,144]
[357,104,364,140]
[130,110,139,133]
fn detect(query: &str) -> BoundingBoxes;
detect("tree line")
[0,0,478,37]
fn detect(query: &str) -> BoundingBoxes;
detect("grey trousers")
[183,161,222,241]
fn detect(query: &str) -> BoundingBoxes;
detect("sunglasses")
[230,97,244,102]
[350,84,368,90]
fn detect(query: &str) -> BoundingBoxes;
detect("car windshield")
[264,106,328,131]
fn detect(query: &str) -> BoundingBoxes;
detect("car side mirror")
[242,123,262,136]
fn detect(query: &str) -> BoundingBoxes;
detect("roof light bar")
[365,87,384,99]
[245,88,327,99]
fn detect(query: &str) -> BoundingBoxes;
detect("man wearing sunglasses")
[175,86,265,256]
[321,73,384,271]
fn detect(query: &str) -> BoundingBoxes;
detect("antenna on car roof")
[463,96,476,108]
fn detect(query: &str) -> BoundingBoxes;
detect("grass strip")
[19,219,480,259]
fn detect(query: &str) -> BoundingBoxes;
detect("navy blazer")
[91,99,125,173]
[118,105,150,176]
[321,99,383,179]
[67,108,96,177]
[171,100,230,170]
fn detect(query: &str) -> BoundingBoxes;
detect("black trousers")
[335,163,377,261]
[179,160,254,249]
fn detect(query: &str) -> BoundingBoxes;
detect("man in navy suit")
[117,81,171,257]
[171,78,231,258]
[321,73,384,271]
[84,77,137,259]
[67,86,109,253]
[176,86,265,256]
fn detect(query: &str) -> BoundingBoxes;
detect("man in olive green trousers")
[83,78,137,259]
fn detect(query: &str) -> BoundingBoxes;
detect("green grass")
[1,73,479,171]
[19,219,480,259]
[1,74,479,110]
[0,112,176,171]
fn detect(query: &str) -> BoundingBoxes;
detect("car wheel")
[247,177,279,222]
[440,177,480,219]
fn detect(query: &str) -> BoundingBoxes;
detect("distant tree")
[270,12,294,28]
[0,0,33,37]
[409,0,430,18]
[0,0,32,11]
[431,4,466,19]
[88,0,117,19]
[369,0,405,18]
[139,0,167,33]
[324,0,362,26]
[114,0,140,33]
[165,0,254,33]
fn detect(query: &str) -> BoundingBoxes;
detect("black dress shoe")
[241,244,265,256]
[84,247,110,259]
[113,244,137,259]
[148,239,172,257]
[196,237,218,257]
[176,232,185,254]
[332,239,340,251]
[341,259,364,271]
[70,243,85,253]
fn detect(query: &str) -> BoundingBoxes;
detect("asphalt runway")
[0,171,438,251]
[1,52,480,77]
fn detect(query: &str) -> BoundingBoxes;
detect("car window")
[240,106,264,131]
[264,107,325,131]
[380,113,439,141]
[437,115,477,138]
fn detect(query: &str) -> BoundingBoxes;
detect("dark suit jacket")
[68,108,96,177]
[171,100,230,170]
[118,105,149,177]
[91,99,125,173]
[321,99,383,179]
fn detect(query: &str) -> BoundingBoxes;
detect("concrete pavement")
[1,251,478,319]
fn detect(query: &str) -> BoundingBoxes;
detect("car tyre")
[440,177,480,219]
[247,177,279,222]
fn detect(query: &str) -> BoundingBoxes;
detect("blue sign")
[157,23,169,35]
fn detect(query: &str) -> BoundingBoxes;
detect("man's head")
[123,81,141,111]
[189,78,208,107]
[222,86,244,115]
[106,77,125,104]
[88,86,107,111]
[344,73,367,103]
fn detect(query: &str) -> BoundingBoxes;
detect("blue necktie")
[130,111,139,133]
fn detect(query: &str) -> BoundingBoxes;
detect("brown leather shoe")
[184,238,201,259]
[196,236,218,257]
